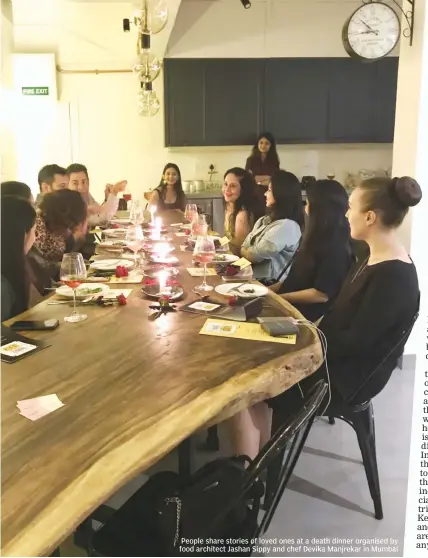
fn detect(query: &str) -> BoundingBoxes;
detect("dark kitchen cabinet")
[373,57,399,142]
[164,59,205,147]
[264,58,330,143]
[164,57,398,146]
[204,59,263,145]
[327,59,378,142]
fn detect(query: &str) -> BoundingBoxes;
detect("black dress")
[279,235,354,322]
[270,259,419,414]
[154,187,186,211]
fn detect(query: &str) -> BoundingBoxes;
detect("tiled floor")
[61,366,414,557]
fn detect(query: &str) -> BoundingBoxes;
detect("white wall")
[10,0,393,203]
[1,0,17,179]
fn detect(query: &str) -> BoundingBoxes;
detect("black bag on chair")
[90,456,263,557]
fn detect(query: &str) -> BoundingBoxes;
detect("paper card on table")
[199,319,297,345]
[17,394,64,421]
[219,236,230,247]
[188,301,221,312]
[1,341,37,358]
[232,257,252,270]
[187,268,217,277]
[175,232,188,237]
[104,288,132,299]
[109,274,143,284]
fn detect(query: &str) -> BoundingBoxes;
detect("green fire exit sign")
[21,87,49,96]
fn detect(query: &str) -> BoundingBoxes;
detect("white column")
[392,0,428,355]
[0,0,17,179]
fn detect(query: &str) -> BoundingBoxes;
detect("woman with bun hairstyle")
[229,175,422,459]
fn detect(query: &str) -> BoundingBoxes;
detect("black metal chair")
[267,308,419,521]
[86,381,328,556]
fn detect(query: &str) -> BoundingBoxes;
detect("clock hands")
[359,19,379,35]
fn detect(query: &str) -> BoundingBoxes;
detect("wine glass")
[191,213,208,238]
[193,235,216,292]
[185,203,198,224]
[126,226,144,265]
[60,253,88,323]
[130,200,143,225]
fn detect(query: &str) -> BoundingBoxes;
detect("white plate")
[110,218,132,225]
[214,282,268,298]
[56,283,110,299]
[90,259,134,271]
[103,228,128,237]
[212,254,239,263]
[98,240,128,248]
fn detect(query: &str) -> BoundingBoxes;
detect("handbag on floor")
[90,456,264,557]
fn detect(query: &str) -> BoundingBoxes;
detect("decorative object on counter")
[342,1,405,61]
[208,164,218,182]
[327,171,335,180]
[193,180,205,193]
[345,168,391,193]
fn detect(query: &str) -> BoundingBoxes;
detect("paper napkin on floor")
[17,394,64,421]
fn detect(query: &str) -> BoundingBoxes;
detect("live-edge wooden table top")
[1,210,323,557]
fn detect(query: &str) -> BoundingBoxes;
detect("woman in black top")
[245,132,280,187]
[274,179,354,322]
[148,163,186,211]
[1,196,37,322]
[1,181,33,202]
[228,175,421,459]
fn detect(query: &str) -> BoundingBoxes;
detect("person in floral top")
[34,189,88,264]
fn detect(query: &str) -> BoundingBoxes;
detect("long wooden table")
[1,211,323,557]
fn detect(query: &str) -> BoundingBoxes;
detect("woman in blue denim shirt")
[240,171,304,282]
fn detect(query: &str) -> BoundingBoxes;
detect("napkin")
[17,394,64,421]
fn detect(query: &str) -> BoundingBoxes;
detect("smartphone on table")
[10,319,59,331]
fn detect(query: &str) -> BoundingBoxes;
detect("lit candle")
[155,216,162,230]
[150,205,157,225]
[156,242,170,260]
[158,270,167,294]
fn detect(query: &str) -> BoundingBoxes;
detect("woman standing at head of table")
[245,132,280,191]
[148,163,187,212]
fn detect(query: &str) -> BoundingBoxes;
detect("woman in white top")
[240,170,304,282]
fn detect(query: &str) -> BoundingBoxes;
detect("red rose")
[228,295,238,306]
[117,294,127,305]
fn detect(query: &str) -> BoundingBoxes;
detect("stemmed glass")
[126,226,144,265]
[185,203,198,224]
[191,213,208,238]
[193,235,216,292]
[60,253,88,323]
[129,200,143,225]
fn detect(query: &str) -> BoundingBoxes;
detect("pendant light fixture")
[125,0,167,116]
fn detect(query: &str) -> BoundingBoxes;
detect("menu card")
[1,326,50,364]
[199,319,297,344]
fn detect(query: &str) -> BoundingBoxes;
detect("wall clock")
[343,2,401,61]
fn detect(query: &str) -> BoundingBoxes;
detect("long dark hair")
[299,179,350,264]
[157,163,185,205]
[1,196,36,316]
[1,181,33,201]
[224,167,263,233]
[269,170,304,229]
[250,132,280,167]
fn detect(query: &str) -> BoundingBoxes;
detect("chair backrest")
[348,298,420,404]
[240,381,328,537]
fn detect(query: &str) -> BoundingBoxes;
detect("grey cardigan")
[242,215,301,281]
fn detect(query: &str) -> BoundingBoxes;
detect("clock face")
[344,2,401,60]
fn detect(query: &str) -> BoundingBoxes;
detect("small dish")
[56,283,110,299]
[141,285,184,300]
[214,282,268,298]
[90,259,134,271]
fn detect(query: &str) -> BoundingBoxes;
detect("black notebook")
[181,297,263,322]
[1,326,50,364]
